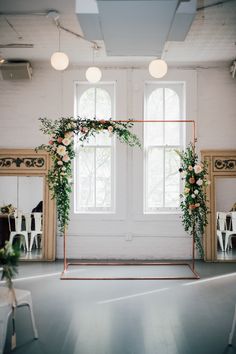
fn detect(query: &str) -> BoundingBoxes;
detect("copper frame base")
[61,120,200,281]
[60,261,200,280]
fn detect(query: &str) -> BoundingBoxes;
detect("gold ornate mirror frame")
[201,150,236,261]
[0,149,56,261]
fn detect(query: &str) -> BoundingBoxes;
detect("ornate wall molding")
[0,148,56,261]
[214,158,236,171]
[0,157,45,169]
[201,150,236,262]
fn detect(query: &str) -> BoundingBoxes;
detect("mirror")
[0,149,56,261]
[201,150,236,262]
[0,176,44,260]
[215,178,236,261]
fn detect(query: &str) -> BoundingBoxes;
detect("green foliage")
[0,204,15,214]
[176,144,210,258]
[37,117,141,232]
[0,242,20,289]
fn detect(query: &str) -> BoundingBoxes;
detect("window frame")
[74,82,116,214]
[143,82,186,214]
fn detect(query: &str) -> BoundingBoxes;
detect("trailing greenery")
[0,204,15,214]
[0,242,20,289]
[37,117,141,232]
[176,144,210,258]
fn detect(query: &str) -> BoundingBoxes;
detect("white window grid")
[74,82,116,214]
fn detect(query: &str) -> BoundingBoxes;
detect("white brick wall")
[1,65,236,259]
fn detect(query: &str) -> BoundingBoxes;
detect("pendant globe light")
[51,26,69,71]
[85,45,102,83]
[149,59,168,79]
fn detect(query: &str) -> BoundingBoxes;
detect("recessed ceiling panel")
[97,0,179,56]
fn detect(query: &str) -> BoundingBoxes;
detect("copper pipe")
[61,119,199,281]
[63,226,67,272]
[60,262,200,280]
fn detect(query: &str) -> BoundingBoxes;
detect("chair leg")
[0,316,9,354]
[29,233,36,252]
[18,302,38,339]
[0,310,12,354]
[217,234,224,252]
[229,304,236,345]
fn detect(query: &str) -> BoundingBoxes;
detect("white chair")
[0,287,38,354]
[216,212,227,252]
[225,212,236,252]
[29,213,43,252]
[8,214,29,252]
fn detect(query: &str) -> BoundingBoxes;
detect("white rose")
[191,194,196,198]
[194,190,199,195]
[196,179,203,186]
[57,145,66,156]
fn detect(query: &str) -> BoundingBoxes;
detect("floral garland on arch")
[37,117,141,232]
[176,144,210,258]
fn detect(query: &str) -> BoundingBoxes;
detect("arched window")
[144,83,185,212]
[74,84,115,213]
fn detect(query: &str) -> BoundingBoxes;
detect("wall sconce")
[149,59,168,79]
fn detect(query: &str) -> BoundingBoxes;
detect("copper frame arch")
[61,119,200,280]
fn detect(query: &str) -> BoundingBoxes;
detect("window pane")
[96,148,112,208]
[96,89,112,119]
[164,89,180,146]
[75,84,115,213]
[77,147,95,209]
[146,148,163,208]
[144,83,184,212]
[165,149,180,208]
[78,88,95,119]
[146,89,164,145]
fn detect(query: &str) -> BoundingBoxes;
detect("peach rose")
[57,137,63,143]
[189,204,196,210]
[189,177,195,184]
[194,164,203,174]
[62,137,71,146]
[62,154,70,163]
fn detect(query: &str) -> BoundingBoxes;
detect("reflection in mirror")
[0,176,43,260]
[216,178,236,261]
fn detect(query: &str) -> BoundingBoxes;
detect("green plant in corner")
[37,117,141,232]
[176,144,210,258]
[0,241,20,289]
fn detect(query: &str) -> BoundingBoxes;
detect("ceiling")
[0,0,235,68]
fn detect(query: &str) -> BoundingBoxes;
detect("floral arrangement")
[0,241,20,289]
[37,117,141,232]
[0,204,15,214]
[176,144,210,258]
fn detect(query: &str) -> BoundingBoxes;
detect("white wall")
[0,65,236,259]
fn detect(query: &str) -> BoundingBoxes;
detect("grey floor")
[217,248,236,261]
[2,261,236,354]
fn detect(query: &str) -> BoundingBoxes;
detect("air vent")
[0,61,32,80]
